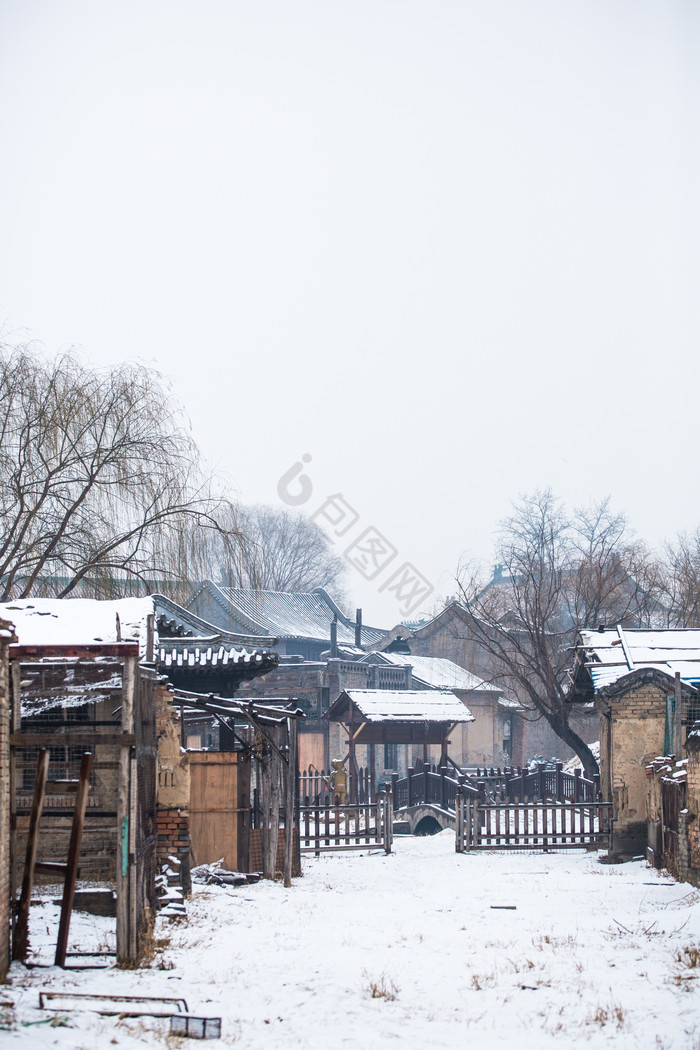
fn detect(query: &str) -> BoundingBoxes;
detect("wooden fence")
[298,766,375,805]
[298,792,393,854]
[455,791,612,852]
[660,774,686,877]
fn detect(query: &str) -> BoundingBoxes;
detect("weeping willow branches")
[0,343,245,600]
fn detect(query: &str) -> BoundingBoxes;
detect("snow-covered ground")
[4,832,700,1049]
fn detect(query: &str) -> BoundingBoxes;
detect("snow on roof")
[0,597,155,653]
[339,689,473,723]
[372,652,499,693]
[203,584,387,645]
[579,627,700,690]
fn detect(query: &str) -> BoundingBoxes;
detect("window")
[383,743,398,769]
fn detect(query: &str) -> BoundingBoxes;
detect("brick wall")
[155,681,191,890]
[0,619,15,981]
[156,810,190,861]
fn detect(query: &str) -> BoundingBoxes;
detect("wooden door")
[188,753,249,871]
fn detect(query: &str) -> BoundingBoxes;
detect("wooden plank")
[34,862,67,875]
[283,719,297,887]
[11,733,135,747]
[55,751,93,967]
[189,752,240,870]
[13,749,50,961]
[45,780,80,794]
[116,654,137,968]
[9,658,22,953]
[10,644,139,659]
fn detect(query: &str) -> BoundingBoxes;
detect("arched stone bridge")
[397,803,456,836]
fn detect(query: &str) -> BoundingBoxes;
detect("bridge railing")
[392,765,478,813]
[464,763,599,804]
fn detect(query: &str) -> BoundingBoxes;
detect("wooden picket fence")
[455,790,612,852]
[298,766,375,804]
[298,791,393,854]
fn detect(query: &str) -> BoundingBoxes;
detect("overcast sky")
[1,1,697,627]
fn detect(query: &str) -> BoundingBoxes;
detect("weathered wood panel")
[188,752,244,871]
[298,732,325,775]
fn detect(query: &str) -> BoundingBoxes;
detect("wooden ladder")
[13,748,94,967]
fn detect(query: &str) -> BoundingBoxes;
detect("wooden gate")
[455,792,612,852]
[299,792,393,854]
[188,752,249,871]
[660,775,685,877]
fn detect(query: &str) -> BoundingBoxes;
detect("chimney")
[355,608,362,648]
[330,614,338,658]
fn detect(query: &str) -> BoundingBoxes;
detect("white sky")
[1,1,698,627]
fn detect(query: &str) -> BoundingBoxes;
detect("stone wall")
[0,619,16,981]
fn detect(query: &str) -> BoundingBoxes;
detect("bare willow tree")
[0,343,245,600]
[218,504,347,602]
[457,491,661,777]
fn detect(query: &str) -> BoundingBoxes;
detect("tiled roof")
[154,593,275,647]
[332,689,473,723]
[158,642,277,673]
[199,583,387,645]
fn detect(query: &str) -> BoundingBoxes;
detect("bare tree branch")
[456,490,662,777]
[0,342,246,600]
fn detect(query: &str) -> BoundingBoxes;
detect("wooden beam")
[13,749,49,961]
[117,654,137,967]
[55,751,94,967]
[11,733,135,747]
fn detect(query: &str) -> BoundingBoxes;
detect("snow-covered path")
[6,831,700,1049]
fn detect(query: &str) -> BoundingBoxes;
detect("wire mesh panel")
[14,660,125,885]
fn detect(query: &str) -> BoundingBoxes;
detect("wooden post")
[407,766,415,807]
[55,751,93,967]
[117,653,137,967]
[146,614,155,663]
[237,752,250,873]
[9,657,23,953]
[455,787,463,853]
[555,761,563,802]
[674,672,683,757]
[383,790,392,854]
[348,733,359,804]
[283,719,298,887]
